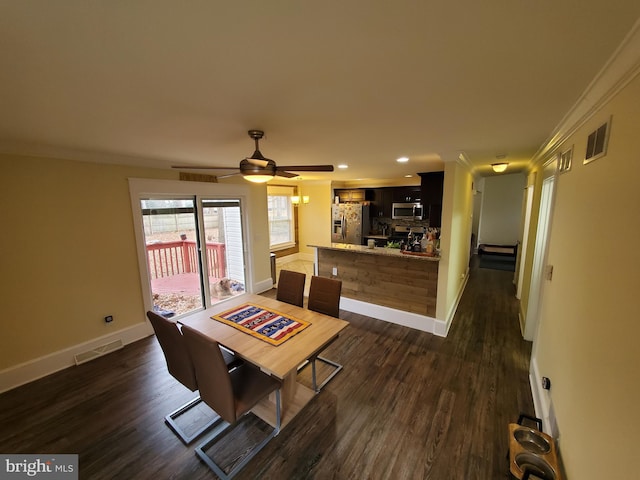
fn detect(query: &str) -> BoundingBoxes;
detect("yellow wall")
[436,161,474,321]
[0,155,271,372]
[532,74,640,478]
[297,181,333,256]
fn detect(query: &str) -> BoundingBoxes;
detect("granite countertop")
[309,243,440,261]
[363,235,390,239]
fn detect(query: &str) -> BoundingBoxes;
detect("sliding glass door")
[201,199,246,304]
[140,196,246,318]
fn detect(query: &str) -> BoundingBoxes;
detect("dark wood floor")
[0,259,533,479]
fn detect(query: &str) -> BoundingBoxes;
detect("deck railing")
[146,240,226,279]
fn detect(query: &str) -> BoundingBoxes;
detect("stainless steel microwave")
[392,202,423,220]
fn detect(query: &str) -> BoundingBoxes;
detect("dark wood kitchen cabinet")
[392,186,421,203]
[419,171,444,227]
[334,188,375,203]
[369,188,393,218]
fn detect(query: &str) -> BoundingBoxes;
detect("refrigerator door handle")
[342,214,346,240]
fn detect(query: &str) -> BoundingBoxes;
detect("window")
[267,185,296,250]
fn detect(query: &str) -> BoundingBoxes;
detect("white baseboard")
[529,356,553,434]
[253,277,276,294]
[340,297,448,337]
[0,321,153,394]
[298,252,315,263]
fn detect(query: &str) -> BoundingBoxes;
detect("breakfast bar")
[310,243,439,318]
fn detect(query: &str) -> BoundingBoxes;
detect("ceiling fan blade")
[216,172,242,179]
[276,165,334,172]
[275,171,300,178]
[172,165,237,170]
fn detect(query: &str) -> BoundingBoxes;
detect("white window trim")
[267,185,297,250]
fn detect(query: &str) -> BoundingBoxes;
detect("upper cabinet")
[334,188,375,203]
[370,188,393,218]
[391,186,421,203]
[419,172,444,227]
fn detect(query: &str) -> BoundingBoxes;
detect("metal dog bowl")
[513,427,551,454]
[515,452,557,480]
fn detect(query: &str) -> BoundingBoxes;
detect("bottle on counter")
[425,234,434,254]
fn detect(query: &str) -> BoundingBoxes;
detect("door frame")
[523,156,558,341]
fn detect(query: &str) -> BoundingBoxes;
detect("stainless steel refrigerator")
[331,203,370,245]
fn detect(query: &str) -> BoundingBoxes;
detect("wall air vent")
[74,339,123,365]
[559,146,573,173]
[584,116,611,164]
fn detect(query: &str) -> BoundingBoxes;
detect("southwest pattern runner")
[212,303,311,346]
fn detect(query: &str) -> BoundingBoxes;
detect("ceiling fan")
[172,130,334,183]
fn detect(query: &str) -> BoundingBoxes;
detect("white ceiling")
[1,1,639,183]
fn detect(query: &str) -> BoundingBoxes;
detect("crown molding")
[532,17,640,166]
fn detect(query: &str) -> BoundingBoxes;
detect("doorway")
[523,159,557,341]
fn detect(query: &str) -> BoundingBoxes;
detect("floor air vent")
[74,339,124,365]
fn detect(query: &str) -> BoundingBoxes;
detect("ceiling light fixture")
[396,157,409,163]
[243,174,274,183]
[338,164,349,169]
[492,163,508,173]
[291,195,310,206]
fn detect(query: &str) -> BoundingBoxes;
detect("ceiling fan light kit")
[492,162,508,173]
[172,129,334,183]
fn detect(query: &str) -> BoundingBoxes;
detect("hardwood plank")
[0,257,533,479]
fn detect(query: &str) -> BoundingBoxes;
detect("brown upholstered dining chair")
[306,275,344,392]
[276,269,306,307]
[308,275,342,318]
[181,324,282,480]
[146,310,242,445]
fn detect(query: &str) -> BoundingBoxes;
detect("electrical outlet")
[332,267,338,276]
[104,315,114,323]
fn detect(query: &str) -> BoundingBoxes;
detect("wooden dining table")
[179,293,349,428]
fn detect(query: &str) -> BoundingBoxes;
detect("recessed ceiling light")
[404,174,413,178]
[338,164,348,169]
[396,157,409,163]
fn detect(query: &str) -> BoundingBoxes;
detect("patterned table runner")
[212,303,311,346]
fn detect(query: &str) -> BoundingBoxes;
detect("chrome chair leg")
[310,355,343,393]
[194,389,281,480]
[165,395,222,445]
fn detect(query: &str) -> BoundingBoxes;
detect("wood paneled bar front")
[310,243,439,317]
